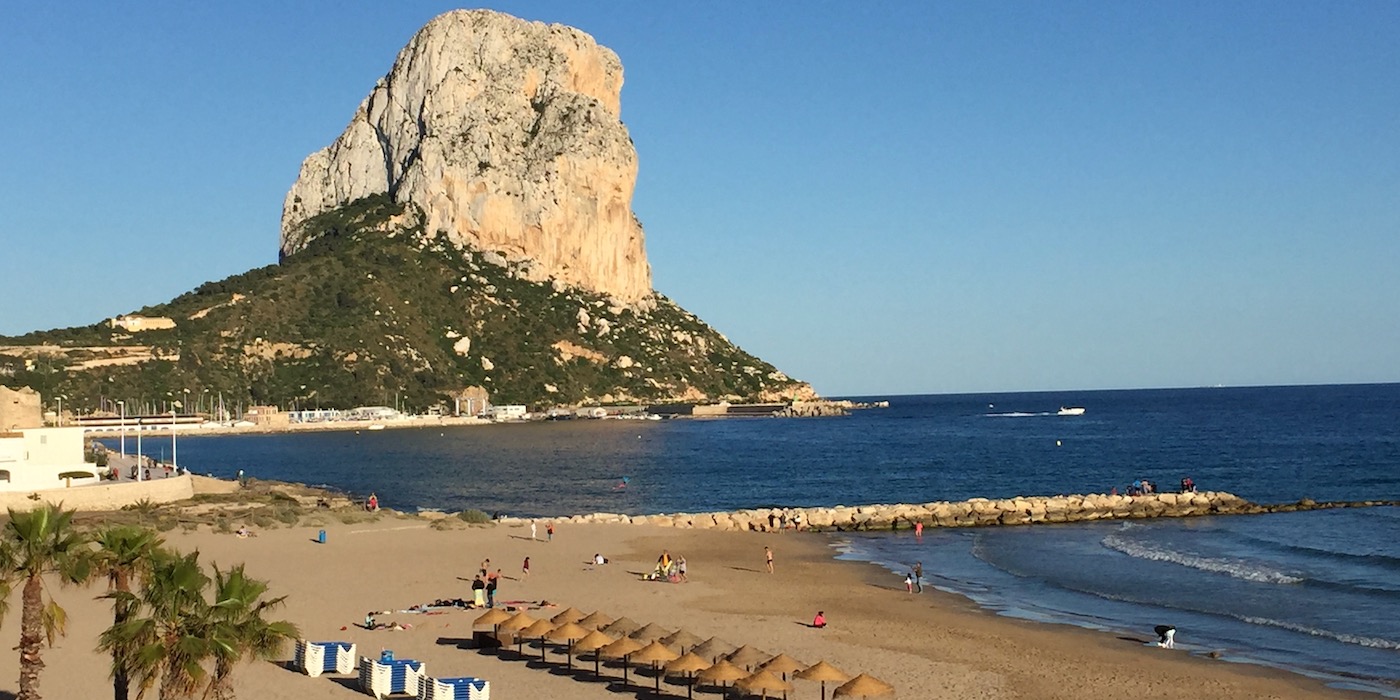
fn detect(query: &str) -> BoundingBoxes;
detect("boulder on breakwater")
[529,492,1400,532]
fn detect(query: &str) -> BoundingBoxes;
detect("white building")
[0,427,101,491]
[488,405,528,421]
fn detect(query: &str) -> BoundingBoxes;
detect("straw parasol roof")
[632,641,681,693]
[577,611,614,630]
[666,652,712,700]
[602,616,641,636]
[473,609,512,627]
[547,621,592,642]
[629,622,672,642]
[547,621,593,669]
[570,629,617,678]
[795,661,851,683]
[665,652,711,675]
[571,629,616,653]
[497,611,536,633]
[697,660,750,686]
[690,637,737,662]
[522,618,556,638]
[521,618,557,662]
[795,661,852,700]
[833,673,895,698]
[550,607,586,625]
[726,645,771,670]
[661,628,704,652]
[599,636,646,688]
[737,670,794,698]
[631,640,680,664]
[760,653,806,678]
[598,635,644,659]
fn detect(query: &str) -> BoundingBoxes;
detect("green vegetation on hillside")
[0,195,810,413]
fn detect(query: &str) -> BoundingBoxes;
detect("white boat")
[367,423,386,431]
[1057,407,1085,416]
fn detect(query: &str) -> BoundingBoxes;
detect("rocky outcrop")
[282,9,652,304]
[531,493,1400,531]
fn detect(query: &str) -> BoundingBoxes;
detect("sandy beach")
[0,515,1373,699]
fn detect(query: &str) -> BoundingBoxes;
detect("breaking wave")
[1102,532,1304,584]
[1240,616,1400,650]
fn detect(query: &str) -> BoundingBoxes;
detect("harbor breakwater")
[501,492,1400,531]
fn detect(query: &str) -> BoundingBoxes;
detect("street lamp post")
[55,396,63,427]
[117,400,126,457]
[136,412,143,482]
[171,409,178,471]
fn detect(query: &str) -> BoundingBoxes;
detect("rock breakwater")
[516,492,1400,531]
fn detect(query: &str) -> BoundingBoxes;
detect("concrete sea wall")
[531,491,1400,531]
[0,475,194,513]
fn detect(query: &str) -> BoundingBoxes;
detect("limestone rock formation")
[281,9,652,304]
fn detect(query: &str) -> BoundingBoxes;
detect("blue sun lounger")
[359,655,426,698]
[417,675,491,700]
[294,640,356,676]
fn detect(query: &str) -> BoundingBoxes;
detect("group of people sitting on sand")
[646,549,688,583]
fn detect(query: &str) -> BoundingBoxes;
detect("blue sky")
[2,2,1397,396]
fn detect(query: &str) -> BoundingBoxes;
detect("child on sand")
[813,611,826,628]
[522,556,530,577]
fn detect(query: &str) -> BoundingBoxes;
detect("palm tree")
[101,550,211,700]
[92,526,165,700]
[5,504,93,700]
[205,565,299,700]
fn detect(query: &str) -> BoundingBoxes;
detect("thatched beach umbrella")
[664,652,711,699]
[550,607,586,625]
[696,659,749,693]
[737,670,793,700]
[833,673,895,699]
[602,616,641,637]
[690,636,737,662]
[726,645,771,671]
[629,622,672,643]
[547,621,592,668]
[577,610,614,630]
[598,636,645,687]
[497,611,536,653]
[760,654,806,700]
[661,628,704,654]
[570,629,616,678]
[521,618,557,662]
[473,608,513,642]
[630,640,680,692]
[795,661,851,700]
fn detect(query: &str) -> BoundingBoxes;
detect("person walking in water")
[765,546,774,574]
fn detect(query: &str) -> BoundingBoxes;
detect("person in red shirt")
[812,611,826,628]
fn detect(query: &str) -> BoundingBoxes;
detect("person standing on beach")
[677,556,688,582]
[765,546,774,574]
[904,572,914,593]
[522,556,530,577]
[485,569,498,607]
[546,522,554,542]
[480,558,490,577]
[530,520,537,540]
[913,561,924,593]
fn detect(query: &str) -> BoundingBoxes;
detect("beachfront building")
[0,426,101,490]
[488,404,528,421]
[0,386,42,430]
[346,406,402,421]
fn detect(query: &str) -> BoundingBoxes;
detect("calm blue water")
[118,383,1400,694]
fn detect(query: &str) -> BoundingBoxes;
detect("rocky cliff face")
[281,9,652,304]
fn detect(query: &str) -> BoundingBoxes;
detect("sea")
[116,383,1400,695]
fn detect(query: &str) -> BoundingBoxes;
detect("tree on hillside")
[3,504,93,700]
[92,526,165,700]
[206,565,299,700]
[101,550,211,700]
